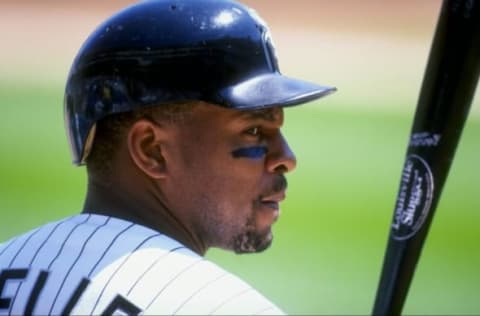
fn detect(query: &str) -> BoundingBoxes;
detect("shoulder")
[75,231,284,315]
[0,214,284,315]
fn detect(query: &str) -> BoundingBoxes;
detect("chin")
[232,230,273,254]
[252,236,273,253]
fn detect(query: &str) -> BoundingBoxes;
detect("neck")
[83,175,207,256]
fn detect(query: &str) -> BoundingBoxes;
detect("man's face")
[160,102,296,254]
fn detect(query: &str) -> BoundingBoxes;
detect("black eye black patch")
[231,146,268,159]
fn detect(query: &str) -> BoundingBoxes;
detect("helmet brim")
[219,73,336,110]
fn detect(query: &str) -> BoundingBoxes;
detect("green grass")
[1,81,479,315]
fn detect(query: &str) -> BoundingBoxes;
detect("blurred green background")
[1,1,478,315]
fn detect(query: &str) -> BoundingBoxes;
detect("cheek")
[171,141,266,210]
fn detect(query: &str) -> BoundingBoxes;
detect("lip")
[260,191,286,210]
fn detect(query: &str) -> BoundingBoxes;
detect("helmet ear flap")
[66,75,140,165]
[84,77,133,117]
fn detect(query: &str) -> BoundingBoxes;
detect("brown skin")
[83,102,296,256]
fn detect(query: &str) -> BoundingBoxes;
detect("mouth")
[260,191,286,211]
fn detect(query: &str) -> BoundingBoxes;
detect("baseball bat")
[372,0,480,315]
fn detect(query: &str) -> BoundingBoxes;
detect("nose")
[266,133,297,174]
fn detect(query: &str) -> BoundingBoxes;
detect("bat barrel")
[372,0,480,315]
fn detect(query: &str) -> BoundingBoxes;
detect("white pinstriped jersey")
[0,214,284,315]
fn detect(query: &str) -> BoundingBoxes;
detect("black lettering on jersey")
[61,277,90,315]
[101,295,142,316]
[0,269,28,309]
[24,270,49,316]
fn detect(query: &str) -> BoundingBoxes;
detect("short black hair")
[86,102,195,178]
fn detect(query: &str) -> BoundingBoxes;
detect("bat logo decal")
[391,154,435,241]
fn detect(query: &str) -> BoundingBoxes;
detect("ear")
[127,119,167,179]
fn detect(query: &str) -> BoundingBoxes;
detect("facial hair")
[232,214,273,254]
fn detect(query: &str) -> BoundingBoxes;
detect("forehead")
[170,102,285,131]
[185,102,284,123]
[237,107,283,122]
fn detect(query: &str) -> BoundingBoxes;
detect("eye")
[245,126,260,136]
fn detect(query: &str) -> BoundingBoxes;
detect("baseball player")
[0,0,335,315]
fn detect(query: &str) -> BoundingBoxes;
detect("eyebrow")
[239,108,281,122]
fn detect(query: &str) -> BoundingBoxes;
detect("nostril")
[274,165,288,174]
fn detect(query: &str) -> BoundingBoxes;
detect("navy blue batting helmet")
[65,0,336,165]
